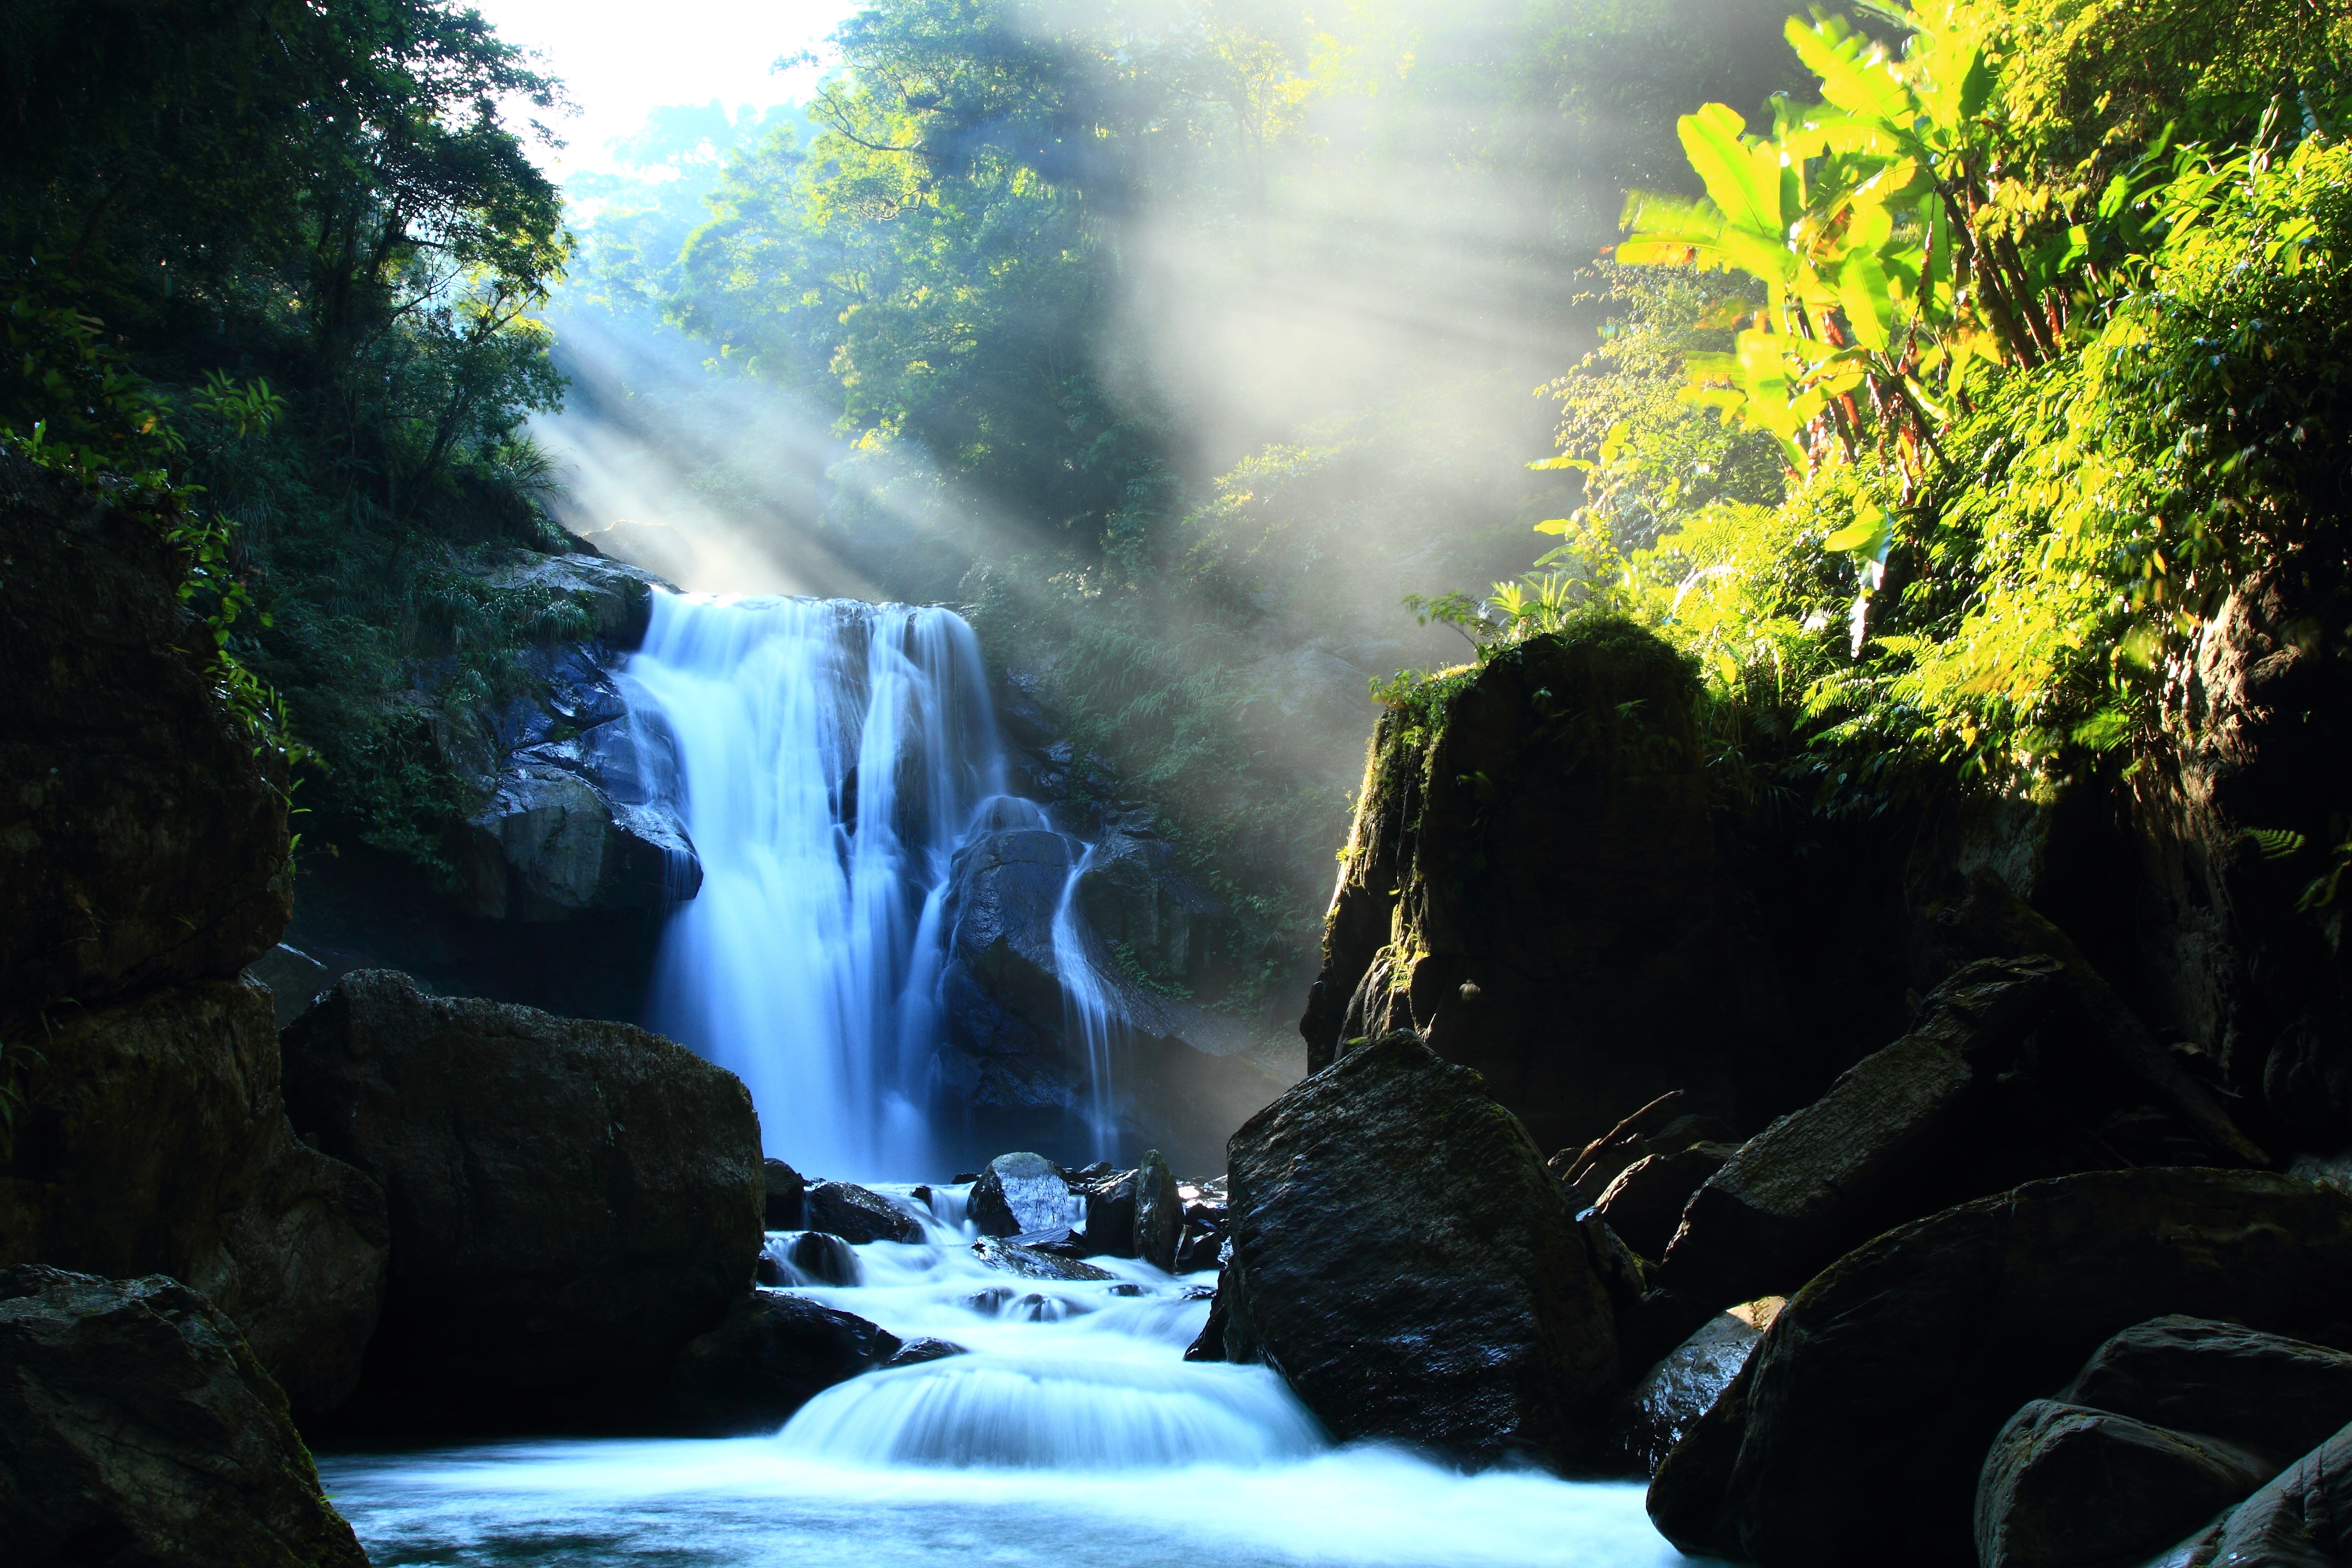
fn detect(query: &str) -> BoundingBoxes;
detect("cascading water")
[619,592,1049,1177]
[1050,842,1123,1162]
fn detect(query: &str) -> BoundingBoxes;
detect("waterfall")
[617,591,1128,1178]
[619,593,1006,1178]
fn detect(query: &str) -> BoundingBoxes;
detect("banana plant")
[1614,11,2000,483]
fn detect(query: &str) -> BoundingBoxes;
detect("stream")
[321,1190,1700,1567]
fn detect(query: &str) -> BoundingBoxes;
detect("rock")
[1136,1148,1181,1271]
[803,1181,924,1245]
[665,1291,901,1436]
[782,1233,861,1287]
[1219,1030,1618,1462]
[1076,828,1228,993]
[970,1237,1118,1282]
[279,969,763,1421]
[1974,1400,2274,1568]
[0,1265,368,1567]
[1298,622,1793,1157]
[1554,1090,1690,1205]
[2057,1315,2352,1466]
[480,549,670,645]
[1656,956,2062,1307]
[248,944,329,1029]
[1595,1145,1732,1261]
[1176,1224,1224,1274]
[0,453,292,1029]
[969,1152,1074,1239]
[2149,1420,2352,1567]
[1650,1168,2352,1567]
[0,976,387,1417]
[888,1337,970,1367]
[764,1158,807,1230]
[1609,1311,1764,1477]
[1084,1169,1140,1258]
[449,759,699,921]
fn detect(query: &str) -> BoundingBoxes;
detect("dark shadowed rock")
[280,969,763,1421]
[248,944,329,1030]
[1298,622,1792,1158]
[1649,1168,2352,1567]
[1608,1311,1764,1477]
[969,1152,1073,1238]
[803,1180,923,1245]
[1220,1030,1618,1462]
[2147,1420,2352,1567]
[0,976,387,1417]
[0,453,292,1029]
[0,1265,368,1567]
[1975,1400,2274,1568]
[2056,1315,2352,1467]
[1656,956,2061,1307]
[1595,1145,1732,1261]
[665,1290,901,1436]
[783,1232,862,1287]
[764,1158,807,1230]
[970,1238,1118,1282]
[888,1337,970,1367]
[448,759,699,921]
[1085,1169,1140,1258]
[1136,1149,1181,1271]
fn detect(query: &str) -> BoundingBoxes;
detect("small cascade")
[617,592,1130,1176]
[1050,842,1124,1162]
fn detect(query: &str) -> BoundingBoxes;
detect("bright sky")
[466,0,862,180]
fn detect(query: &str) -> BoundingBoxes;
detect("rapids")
[320,1191,1709,1567]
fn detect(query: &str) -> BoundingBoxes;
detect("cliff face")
[0,453,387,1416]
[1301,621,1791,1156]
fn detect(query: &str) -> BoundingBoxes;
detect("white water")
[619,593,1128,1177]
[321,1199,1707,1568]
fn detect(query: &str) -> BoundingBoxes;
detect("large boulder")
[0,1265,368,1567]
[1207,1029,1618,1462]
[1083,1168,1140,1258]
[0,976,387,1417]
[2146,1419,2352,1567]
[2056,1315,2352,1464]
[1298,622,1792,1156]
[448,757,699,921]
[968,1152,1074,1238]
[1656,956,2060,1307]
[1075,825,1228,995]
[1647,1168,2352,1567]
[665,1291,902,1435]
[1975,1400,2273,1568]
[0,453,291,1028]
[280,969,763,1421]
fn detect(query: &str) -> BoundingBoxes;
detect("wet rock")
[2055,1315,2352,1466]
[1649,1168,2352,1567]
[764,1158,807,1230]
[664,1291,901,1436]
[449,760,699,921]
[0,1265,368,1567]
[1176,1225,1224,1274]
[1608,1311,1763,1477]
[1135,1148,1181,1271]
[1076,828,1228,992]
[969,1152,1073,1238]
[803,1180,923,1245]
[970,1237,1118,1282]
[1221,1030,1618,1462]
[1975,1400,2274,1568]
[1595,1145,1732,1261]
[2151,1420,2352,1567]
[248,943,329,1030]
[1656,956,2062,1307]
[480,550,669,645]
[887,1337,969,1367]
[280,970,763,1422]
[0,976,387,1417]
[783,1233,862,1287]
[1084,1169,1140,1258]
[0,452,293,1028]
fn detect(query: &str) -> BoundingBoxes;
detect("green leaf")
[1677,105,1779,239]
